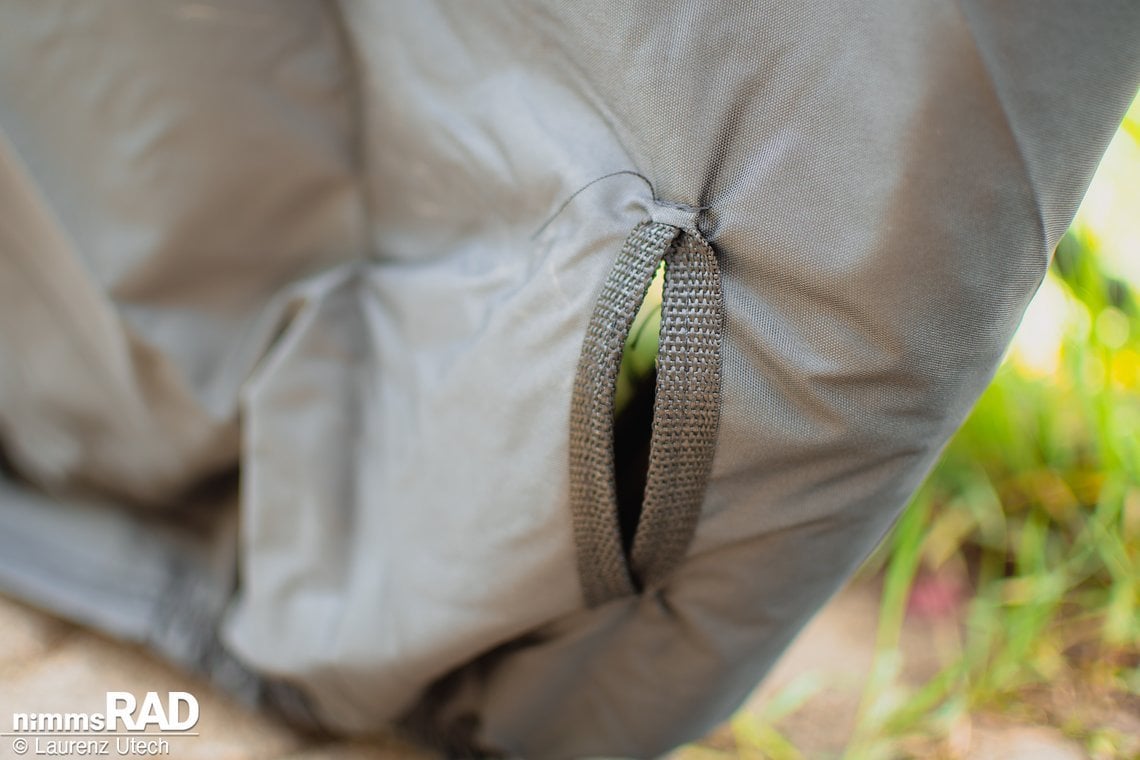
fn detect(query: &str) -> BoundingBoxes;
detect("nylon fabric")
[0,2,1137,758]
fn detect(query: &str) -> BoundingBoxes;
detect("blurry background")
[673,92,1140,760]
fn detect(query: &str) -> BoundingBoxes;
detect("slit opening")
[614,262,664,556]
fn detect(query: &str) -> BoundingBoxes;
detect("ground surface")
[0,583,1091,760]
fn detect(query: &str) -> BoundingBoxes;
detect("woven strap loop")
[569,221,723,607]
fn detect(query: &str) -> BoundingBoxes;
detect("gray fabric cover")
[0,2,1137,758]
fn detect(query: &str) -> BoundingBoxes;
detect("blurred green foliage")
[616,263,664,416]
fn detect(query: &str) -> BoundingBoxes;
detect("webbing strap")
[569,221,723,607]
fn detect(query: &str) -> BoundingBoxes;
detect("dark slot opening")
[613,263,663,556]
[614,367,656,555]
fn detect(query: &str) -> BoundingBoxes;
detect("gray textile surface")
[0,472,249,694]
[0,1,1138,758]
